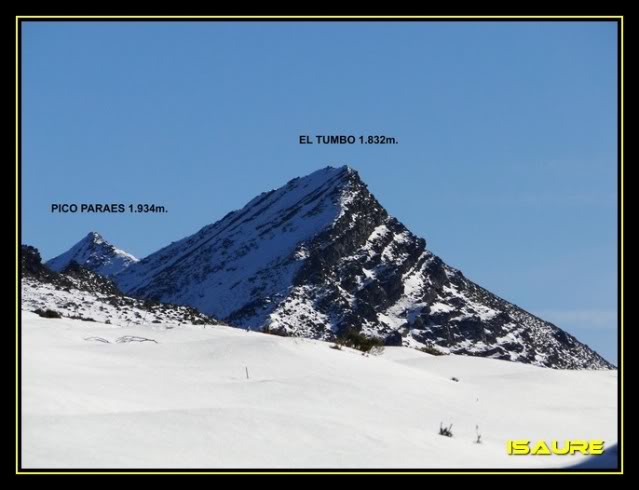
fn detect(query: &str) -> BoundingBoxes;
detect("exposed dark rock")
[62,261,121,296]
[384,330,403,346]
[21,245,72,288]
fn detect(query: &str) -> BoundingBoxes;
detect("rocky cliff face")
[115,166,613,369]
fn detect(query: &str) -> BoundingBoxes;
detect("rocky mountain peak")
[114,167,613,370]
[85,231,105,244]
[47,232,138,277]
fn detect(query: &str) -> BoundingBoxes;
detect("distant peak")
[342,165,358,177]
[299,165,359,183]
[85,231,104,243]
[46,232,137,276]
[335,165,358,176]
[322,164,354,173]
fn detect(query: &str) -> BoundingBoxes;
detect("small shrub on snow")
[263,325,290,337]
[439,422,453,438]
[34,308,61,319]
[67,315,96,322]
[475,425,482,444]
[419,344,445,356]
[337,330,385,353]
[369,345,385,356]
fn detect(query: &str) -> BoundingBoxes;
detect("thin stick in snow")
[245,366,249,379]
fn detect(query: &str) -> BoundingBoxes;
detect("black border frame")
[15,15,624,475]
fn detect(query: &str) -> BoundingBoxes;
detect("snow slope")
[22,312,618,469]
[47,232,138,277]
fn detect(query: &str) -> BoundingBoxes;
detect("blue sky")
[21,21,618,363]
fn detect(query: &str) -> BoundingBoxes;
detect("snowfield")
[21,311,617,469]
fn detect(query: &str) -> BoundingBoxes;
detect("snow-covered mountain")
[47,231,138,277]
[114,166,613,369]
[22,245,217,327]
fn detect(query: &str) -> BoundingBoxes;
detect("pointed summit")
[46,232,138,277]
[86,231,104,242]
[114,166,612,369]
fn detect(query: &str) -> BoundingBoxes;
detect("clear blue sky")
[21,21,618,364]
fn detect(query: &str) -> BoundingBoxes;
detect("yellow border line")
[15,14,624,476]
[16,15,623,19]
[15,14,21,476]
[11,468,628,475]
[13,470,626,475]
[619,15,624,477]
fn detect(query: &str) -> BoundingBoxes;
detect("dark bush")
[262,325,290,337]
[67,315,96,322]
[337,330,385,353]
[419,344,445,356]
[34,308,61,319]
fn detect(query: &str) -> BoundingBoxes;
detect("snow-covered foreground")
[21,311,618,469]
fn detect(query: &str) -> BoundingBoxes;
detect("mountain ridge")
[111,166,613,369]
